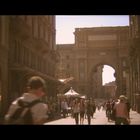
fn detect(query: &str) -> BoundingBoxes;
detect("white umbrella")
[64,87,80,97]
[80,95,86,99]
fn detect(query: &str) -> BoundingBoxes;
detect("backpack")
[5,99,41,125]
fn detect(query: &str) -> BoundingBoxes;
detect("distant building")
[103,81,117,99]
[57,26,129,98]
[129,15,140,112]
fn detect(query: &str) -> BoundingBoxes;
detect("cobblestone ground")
[44,109,140,125]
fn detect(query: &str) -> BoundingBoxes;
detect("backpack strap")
[18,99,42,108]
[27,100,42,108]
[5,99,42,124]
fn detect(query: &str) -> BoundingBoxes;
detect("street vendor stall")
[64,87,80,97]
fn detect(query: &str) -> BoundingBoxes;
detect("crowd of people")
[4,76,131,125]
[59,95,131,125]
[59,97,97,125]
[101,96,131,125]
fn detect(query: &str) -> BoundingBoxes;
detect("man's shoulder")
[11,97,22,105]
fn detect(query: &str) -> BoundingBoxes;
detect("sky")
[56,15,129,44]
[56,15,129,84]
[102,65,115,85]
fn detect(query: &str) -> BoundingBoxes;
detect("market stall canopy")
[64,87,80,97]
[80,95,86,99]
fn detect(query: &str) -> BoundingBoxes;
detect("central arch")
[86,59,119,97]
[89,63,117,99]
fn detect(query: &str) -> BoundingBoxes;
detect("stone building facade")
[129,15,140,112]
[0,16,9,117]
[57,26,129,98]
[103,81,117,99]
[0,16,59,117]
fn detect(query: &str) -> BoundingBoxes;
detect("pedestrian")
[114,95,129,125]
[91,99,96,118]
[79,98,85,124]
[61,99,68,118]
[125,97,131,119]
[105,100,112,122]
[72,98,80,125]
[86,99,93,125]
[4,76,48,125]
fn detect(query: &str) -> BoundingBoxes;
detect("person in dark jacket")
[86,100,93,125]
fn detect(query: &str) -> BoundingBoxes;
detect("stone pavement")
[129,110,140,125]
[45,109,140,125]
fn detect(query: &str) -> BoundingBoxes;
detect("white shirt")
[5,93,48,124]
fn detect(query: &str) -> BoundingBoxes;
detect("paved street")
[45,109,140,125]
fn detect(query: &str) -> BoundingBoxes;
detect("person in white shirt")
[5,76,48,125]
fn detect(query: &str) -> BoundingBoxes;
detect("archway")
[90,64,117,100]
